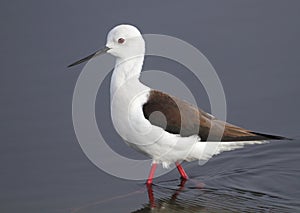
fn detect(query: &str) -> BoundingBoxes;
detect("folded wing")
[143,90,287,142]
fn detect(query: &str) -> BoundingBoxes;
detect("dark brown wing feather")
[143,90,287,142]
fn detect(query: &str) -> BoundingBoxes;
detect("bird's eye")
[118,38,125,44]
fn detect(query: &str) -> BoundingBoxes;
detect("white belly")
[110,78,204,167]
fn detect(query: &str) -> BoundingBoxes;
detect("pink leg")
[146,163,157,208]
[146,183,155,208]
[146,163,157,185]
[175,162,188,180]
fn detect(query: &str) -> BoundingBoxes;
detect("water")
[67,140,300,213]
[1,1,300,212]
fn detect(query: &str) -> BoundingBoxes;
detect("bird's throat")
[110,55,144,96]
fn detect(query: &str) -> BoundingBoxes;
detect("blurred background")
[1,1,299,212]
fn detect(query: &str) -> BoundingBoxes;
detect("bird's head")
[68,24,145,67]
[106,24,145,59]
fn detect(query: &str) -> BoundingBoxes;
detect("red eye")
[118,38,125,44]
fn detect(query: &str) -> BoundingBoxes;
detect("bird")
[68,24,288,185]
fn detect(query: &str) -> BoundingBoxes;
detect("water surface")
[1,1,300,212]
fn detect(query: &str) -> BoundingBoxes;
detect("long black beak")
[68,46,110,67]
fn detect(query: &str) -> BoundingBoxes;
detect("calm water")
[1,1,300,212]
[68,140,300,213]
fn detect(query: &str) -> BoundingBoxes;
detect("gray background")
[1,1,299,212]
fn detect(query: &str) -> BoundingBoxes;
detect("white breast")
[109,57,206,168]
[110,76,203,167]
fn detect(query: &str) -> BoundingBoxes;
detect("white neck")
[110,55,144,96]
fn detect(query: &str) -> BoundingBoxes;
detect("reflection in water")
[132,178,293,213]
[133,179,206,213]
[70,176,296,213]
[71,141,300,213]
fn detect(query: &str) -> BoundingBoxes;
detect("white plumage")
[107,25,265,168]
[68,24,285,183]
